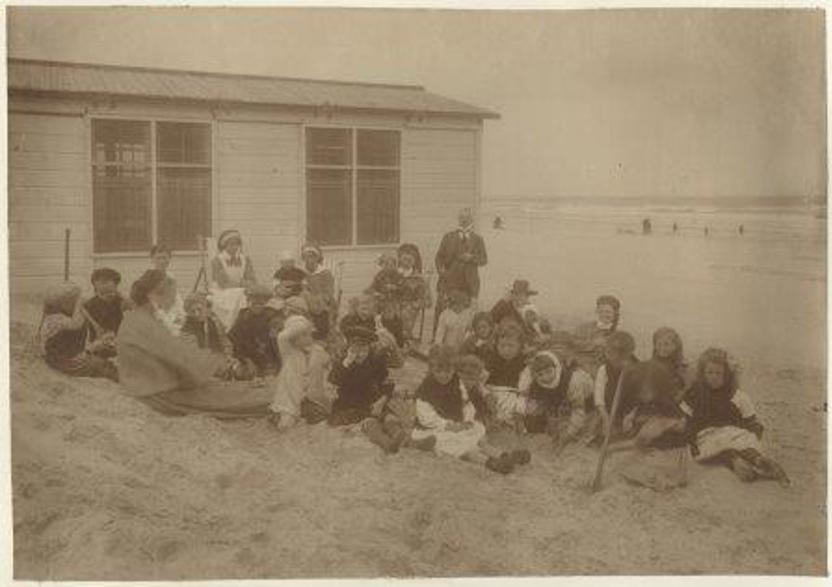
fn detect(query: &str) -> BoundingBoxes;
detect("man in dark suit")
[433,207,488,334]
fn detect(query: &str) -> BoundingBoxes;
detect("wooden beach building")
[8,58,498,298]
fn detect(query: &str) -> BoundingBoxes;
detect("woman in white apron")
[209,229,257,329]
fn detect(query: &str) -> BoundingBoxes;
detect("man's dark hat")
[510,279,537,296]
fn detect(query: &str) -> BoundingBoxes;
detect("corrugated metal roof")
[8,58,499,119]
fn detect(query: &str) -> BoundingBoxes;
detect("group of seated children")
[37,233,789,485]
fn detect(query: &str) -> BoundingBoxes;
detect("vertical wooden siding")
[401,127,479,275]
[9,113,93,292]
[216,121,302,279]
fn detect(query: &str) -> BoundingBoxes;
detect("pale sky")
[7,7,827,199]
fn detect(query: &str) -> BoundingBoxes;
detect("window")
[92,119,212,253]
[306,127,400,246]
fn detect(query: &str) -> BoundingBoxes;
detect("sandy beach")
[10,200,826,579]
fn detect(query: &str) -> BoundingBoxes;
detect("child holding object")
[592,330,639,438]
[340,294,403,368]
[412,345,529,475]
[83,267,130,358]
[269,315,333,429]
[328,326,392,427]
[39,282,119,382]
[682,348,789,486]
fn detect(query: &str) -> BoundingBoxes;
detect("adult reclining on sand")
[117,269,272,418]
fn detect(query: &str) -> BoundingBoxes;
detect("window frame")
[89,115,215,257]
[303,124,402,249]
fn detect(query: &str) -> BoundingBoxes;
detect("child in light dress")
[433,289,475,350]
[269,315,332,429]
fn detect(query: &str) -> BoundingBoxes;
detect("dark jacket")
[329,352,390,413]
[435,229,487,298]
[228,307,282,373]
[83,294,128,339]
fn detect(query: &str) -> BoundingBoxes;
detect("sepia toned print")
[6,6,826,580]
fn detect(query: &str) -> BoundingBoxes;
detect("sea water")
[476,197,826,371]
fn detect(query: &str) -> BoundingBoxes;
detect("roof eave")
[9,87,500,120]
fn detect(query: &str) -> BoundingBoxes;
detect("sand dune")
[11,313,825,579]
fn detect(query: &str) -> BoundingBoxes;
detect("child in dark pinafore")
[412,345,529,474]
[682,348,789,486]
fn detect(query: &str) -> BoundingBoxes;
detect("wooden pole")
[63,228,71,281]
[590,368,628,493]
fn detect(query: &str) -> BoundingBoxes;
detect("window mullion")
[150,121,158,247]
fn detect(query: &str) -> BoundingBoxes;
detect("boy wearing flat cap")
[328,326,392,427]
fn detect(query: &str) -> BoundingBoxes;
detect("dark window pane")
[92,119,150,165]
[307,168,352,246]
[357,169,399,244]
[306,128,351,166]
[93,165,151,252]
[157,122,211,165]
[357,130,400,167]
[157,168,212,251]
